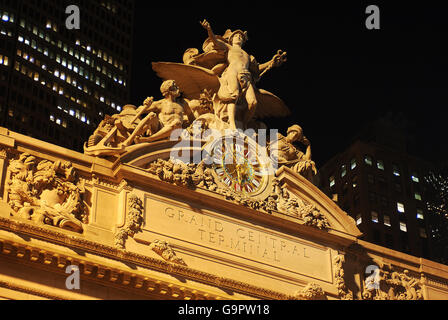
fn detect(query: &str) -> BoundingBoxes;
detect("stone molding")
[0,217,304,300]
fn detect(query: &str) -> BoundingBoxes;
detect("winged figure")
[152,19,290,130]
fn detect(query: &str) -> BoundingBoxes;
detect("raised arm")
[200,19,223,48]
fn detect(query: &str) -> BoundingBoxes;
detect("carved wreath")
[7,153,86,233]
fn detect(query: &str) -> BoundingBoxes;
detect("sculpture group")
[84,19,316,182]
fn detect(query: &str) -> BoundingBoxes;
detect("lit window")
[0,55,8,66]
[356,214,362,226]
[371,211,379,223]
[417,209,424,220]
[400,222,407,232]
[341,165,347,178]
[56,118,61,125]
[414,193,422,201]
[329,176,335,188]
[377,160,384,170]
[392,165,401,177]
[384,215,391,227]
[350,158,357,170]
[116,105,122,112]
[411,175,419,183]
[18,35,24,42]
[2,13,10,22]
[397,202,405,213]
[50,115,55,122]
[364,155,373,166]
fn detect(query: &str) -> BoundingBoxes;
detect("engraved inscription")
[143,197,332,281]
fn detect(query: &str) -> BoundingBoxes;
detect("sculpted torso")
[227,45,250,73]
[154,100,185,127]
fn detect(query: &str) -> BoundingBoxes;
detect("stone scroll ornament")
[148,239,186,266]
[6,153,86,233]
[294,283,326,300]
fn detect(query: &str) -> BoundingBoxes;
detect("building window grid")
[17,20,127,92]
[15,46,122,112]
[13,61,94,126]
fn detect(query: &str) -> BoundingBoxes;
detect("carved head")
[287,125,304,143]
[160,80,180,98]
[226,29,248,47]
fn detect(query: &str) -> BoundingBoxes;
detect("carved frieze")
[145,158,330,230]
[362,264,424,300]
[6,153,86,233]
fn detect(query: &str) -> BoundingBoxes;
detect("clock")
[206,132,274,197]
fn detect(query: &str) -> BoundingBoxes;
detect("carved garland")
[146,159,330,230]
[6,153,86,233]
[333,254,354,300]
[114,194,144,249]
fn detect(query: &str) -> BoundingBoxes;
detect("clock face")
[210,135,270,195]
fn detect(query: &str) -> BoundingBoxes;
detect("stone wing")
[152,62,220,100]
[255,89,291,119]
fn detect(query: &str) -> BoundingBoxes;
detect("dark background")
[130,2,448,167]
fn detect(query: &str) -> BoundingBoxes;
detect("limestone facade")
[1,127,448,300]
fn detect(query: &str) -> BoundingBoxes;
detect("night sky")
[130,2,448,167]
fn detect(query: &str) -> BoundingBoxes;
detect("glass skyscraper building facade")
[0,0,134,151]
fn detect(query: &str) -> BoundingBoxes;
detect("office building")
[0,0,134,151]
[318,116,435,260]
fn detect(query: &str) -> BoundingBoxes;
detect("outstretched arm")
[259,50,288,78]
[200,19,224,48]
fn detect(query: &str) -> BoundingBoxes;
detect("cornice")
[0,216,296,300]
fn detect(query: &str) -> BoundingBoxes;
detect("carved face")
[161,80,180,98]
[231,33,246,47]
[287,129,303,143]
